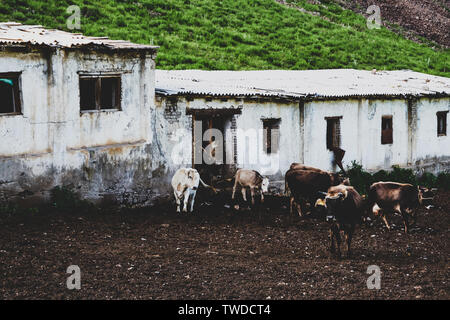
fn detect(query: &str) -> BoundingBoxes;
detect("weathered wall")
[0,48,163,206]
[1,50,448,208]
[154,96,301,186]
[155,95,449,196]
[413,97,450,173]
[303,97,450,174]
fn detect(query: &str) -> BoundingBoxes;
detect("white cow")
[171,168,213,213]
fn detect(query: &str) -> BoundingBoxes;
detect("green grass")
[0,0,448,76]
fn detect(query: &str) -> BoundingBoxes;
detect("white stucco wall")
[1,49,448,207]
[413,97,450,171]
[0,48,158,205]
[0,51,50,160]
[303,97,449,173]
[157,94,449,189]
[155,96,301,180]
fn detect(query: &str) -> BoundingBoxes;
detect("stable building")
[155,69,450,190]
[0,22,160,206]
[1,22,449,206]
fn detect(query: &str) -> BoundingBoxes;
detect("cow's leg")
[182,189,190,213]
[296,199,303,217]
[401,209,410,234]
[250,187,256,205]
[290,196,295,215]
[174,190,181,213]
[329,228,336,253]
[232,180,238,200]
[260,191,264,203]
[381,211,391,230]
[333,225,342,258]
[241,187,247,202]
[189,190,197,212]
[406,208,417,227]
[345,224,355,258]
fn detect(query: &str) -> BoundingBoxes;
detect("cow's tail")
[199,178,218,193]
[284,176,291,197]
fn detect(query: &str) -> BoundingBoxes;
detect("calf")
[367,181,431,233]
[323,184,364,258]
[285,165,350,216]
[232,169,269,205]
[171,168,213,213]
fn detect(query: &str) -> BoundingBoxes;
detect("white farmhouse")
[0,22,160,206]
[155,69,450,190]
[1,23,449,206]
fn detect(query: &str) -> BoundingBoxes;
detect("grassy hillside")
[0,0,448,76]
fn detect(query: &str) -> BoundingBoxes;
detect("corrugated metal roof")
[0,22,158,52]
[156,69,450,99]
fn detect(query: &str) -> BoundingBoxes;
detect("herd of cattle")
[171,165,434,258]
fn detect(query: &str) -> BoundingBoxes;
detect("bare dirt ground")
[0,191,448,300]
[336,0,450,47]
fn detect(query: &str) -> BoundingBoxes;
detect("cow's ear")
[317,191,328,198]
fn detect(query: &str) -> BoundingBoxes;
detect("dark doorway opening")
[188,108,241,185]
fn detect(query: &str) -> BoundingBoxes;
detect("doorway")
[189,108,241,185]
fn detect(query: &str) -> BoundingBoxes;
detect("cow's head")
[261,177,269,193]
[418,186,435,206]
[187,168,197,180]
[332,173,350,186]
[324,187,349,218]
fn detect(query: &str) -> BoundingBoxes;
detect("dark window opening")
[79,76,121,112]
[262,118,281,154]
[381,116,393,144]
[79,78,96,111]
[437,111,447,136]
[326,117,341,150]
[0,73,21,115]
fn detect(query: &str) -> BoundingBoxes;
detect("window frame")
[262,118,281,154]
[437,111,448,137]
[325,116,342,150]
[381,115,393,145]
[0,72,22,116]
[79,74,122,113]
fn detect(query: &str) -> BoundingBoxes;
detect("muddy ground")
[0,190,448,300]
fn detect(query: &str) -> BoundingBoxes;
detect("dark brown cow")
[289,163,325,172]
[322,184,364,258]
[367,181,431,233]
[285,165,350,216]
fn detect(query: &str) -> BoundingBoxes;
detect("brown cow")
[232,169,269,205]
[367,181,432,233]
[322,184,364,258]
[289,163,325,172]
[285,165,350,216]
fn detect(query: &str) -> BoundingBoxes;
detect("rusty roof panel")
[0,22,158,52]
[156,69,450,99]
